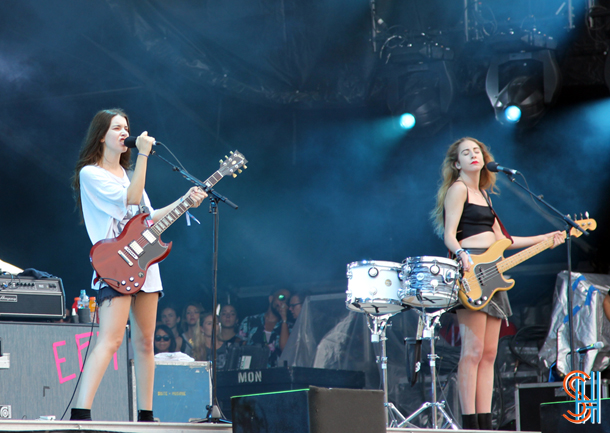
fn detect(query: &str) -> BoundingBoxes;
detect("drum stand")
[366,313,415,428]
[399,309,459,430]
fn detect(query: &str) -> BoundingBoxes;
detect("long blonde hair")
[430,137,498,237]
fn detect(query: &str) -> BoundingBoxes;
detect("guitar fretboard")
[497,235,561,273]
[150,170,223,236]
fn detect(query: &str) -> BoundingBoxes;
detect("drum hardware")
[366,312,416,428]
[399,309,459,430]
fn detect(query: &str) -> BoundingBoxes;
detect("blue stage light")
[399,113,416,130]
[504,105,522,123]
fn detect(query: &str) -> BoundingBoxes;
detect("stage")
[0,420,507,433]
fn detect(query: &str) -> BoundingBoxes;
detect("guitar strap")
[481,189,513,244]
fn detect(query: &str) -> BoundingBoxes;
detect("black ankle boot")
[70,408,92,421]
[477,413,492,430]
[138,410,155,422]
[461,413,479,430]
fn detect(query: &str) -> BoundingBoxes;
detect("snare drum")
[399,256,459,310]
[346,260,405,315]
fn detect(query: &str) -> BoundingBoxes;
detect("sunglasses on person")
[288,302,302,309]
[155,335,170,342]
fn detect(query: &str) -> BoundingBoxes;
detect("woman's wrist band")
[455,248,465,257]
[138,153,149,158]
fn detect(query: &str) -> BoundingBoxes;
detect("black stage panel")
[231,386,385,433]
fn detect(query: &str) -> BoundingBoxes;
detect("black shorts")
[97,285,163,306]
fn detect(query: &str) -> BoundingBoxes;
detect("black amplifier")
[0,275,65,319]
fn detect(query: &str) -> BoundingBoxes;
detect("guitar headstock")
[218,150,248,178]
[570,217,596,238]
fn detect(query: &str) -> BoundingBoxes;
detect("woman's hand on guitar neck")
[546,231,565,249]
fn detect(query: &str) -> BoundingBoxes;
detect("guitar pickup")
[128,241,143,256]
[124,245,139,260]
[142,229,157,244]
[117,250,134,267]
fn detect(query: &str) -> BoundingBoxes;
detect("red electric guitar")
[90,150,247,294]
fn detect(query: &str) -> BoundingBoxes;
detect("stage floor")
[0,420,529,433]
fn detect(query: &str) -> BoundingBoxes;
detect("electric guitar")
[90,151,247,294]
[458,217,596,310]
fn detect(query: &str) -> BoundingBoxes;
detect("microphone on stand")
[574,341,604,354]
[486,161,520,176]
[123,136,161,149]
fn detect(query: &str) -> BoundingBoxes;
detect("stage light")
[504,105,522,123]
[385,60,455,136]
[399,113,416,130]
[486,49,560,128]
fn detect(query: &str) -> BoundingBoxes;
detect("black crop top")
[456,189,495,241]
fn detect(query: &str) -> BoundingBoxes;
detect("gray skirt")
[451,248,513,321]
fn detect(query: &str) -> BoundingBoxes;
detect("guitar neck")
[497,232,564,273]
[151,169,224,235]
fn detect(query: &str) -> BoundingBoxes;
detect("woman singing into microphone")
[70,108,207,421]
[431,137,563,430]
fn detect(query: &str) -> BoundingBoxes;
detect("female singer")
[431,137,563,430]
[71,108,207,421]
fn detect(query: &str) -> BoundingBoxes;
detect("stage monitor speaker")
[515,381,609,431]
[231,386,385,433]
[539,398,610,433]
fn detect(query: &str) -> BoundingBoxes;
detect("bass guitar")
[90,150,247,294]
[458,217,596,310]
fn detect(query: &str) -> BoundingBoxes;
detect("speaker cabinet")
[231,386,385,433]
[0,321,129,420]
[540,399,610,433]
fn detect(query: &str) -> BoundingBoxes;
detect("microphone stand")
[152,152,237,423]
[501,172,589,372]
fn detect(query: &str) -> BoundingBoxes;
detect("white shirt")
[80,164,162,293]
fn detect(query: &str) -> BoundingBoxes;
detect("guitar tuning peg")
[230,151,234,154]
[243,165,247,169]
[586,211,589,218]
[238,169,242,173]
[225,155,228,159]
[219,159,223,164]
[232,173,237,178]
[580,213,583,220]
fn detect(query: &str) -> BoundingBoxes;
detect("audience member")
[181,302,205,359]
[288,290,310,321]
[154,324,177,355]
[219,304,242,346]
[239,288,292,367]
[160,304,187,353]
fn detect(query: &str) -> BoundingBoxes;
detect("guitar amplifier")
[0,276,65,319]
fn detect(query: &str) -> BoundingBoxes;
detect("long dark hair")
[154,324,177,354]
[72,108,132,216]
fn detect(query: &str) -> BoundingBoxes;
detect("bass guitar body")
[458,239,514,310]
[89,213,172,294]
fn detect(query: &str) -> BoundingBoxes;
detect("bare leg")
[476,314,501,413]
[455,309,487,415]
[129,292,159,410]
[75,295,132,409]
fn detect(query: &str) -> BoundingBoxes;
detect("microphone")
[486,161,520,175]
[123,136,159,149]
[575,341,604,353]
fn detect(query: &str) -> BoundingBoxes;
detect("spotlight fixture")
[485,49,560,128]
[386,61,455,135]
